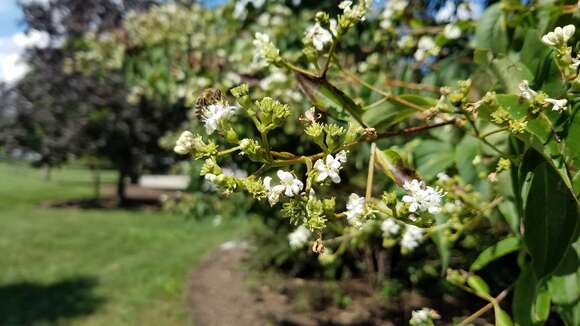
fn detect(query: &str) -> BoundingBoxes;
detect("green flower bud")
[490,107,510,124]
[255,97,290,132]
[239,138,267,162]
[508,117,528,134]
[230,84,249,98]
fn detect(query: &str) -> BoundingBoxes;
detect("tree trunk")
[43,165,52,181]
[92,167,101,201]
[117,168,128,207]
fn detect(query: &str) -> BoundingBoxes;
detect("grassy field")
[0,163,249,325]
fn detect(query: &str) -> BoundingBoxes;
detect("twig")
[458,287,511,326]
[377,119,456,138]
[384,79,442,93]
[366,143,376,201]
[341,68,428,112]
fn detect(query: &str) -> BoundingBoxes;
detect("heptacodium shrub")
[76,0,580,324]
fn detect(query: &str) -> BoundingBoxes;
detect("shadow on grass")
[0,276,105,325]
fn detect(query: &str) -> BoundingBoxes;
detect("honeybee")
[194,88,223,117]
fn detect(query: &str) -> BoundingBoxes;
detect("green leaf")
[489,57,534,94]
[533,286,551,323]
[454,135,481,184]
[548,241,580,326]
[467,274,491,299]
[523,161,579,281]
[513,266,537,326]
[295,72,365,126]
[474,48,492,65]
[362,102,416,132]
[375,149,417,186]
[413,140,454,179]
[474,3,509,54]
[432,214,450,275]
[498,201,520,234]
[470,237,521,271]
[495,305,514,326]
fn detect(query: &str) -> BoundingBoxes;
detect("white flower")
[443,24,461,39]
[329,19,338,36]
[381,218,400,236]
[401,225,424,251]
[389,0,408,12]
[306,23,333,51]
[201,102,237,134]
[541,25,575,47]
[288,225,311,249]
[436,172,450,182]
[263,170,304,206]
[410,308,439,325]
[205,173,217,182]
[253,32,279,62]
[518,80,538,101]
[278,170,304,197]
[339,0,370,22]
[414,36,438,61]
[338,1,352,10]
[314,151,347,183]
[259,70,287,90]
[346,193,366,227]
[397,35,414,49]
[545,98,568,112]
[402,179,444,214]
[174,131,196,155]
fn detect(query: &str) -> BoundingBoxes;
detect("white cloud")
[0,30,50,83]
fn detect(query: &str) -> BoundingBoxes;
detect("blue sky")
[0,1,24,37]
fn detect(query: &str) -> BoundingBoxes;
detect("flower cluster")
[401,225,424,252]
[380,0,408,30]
[288,225,311,249]
[402,179,445,215]
[541,25,579,86]
[541,25,575,48]
[414,36,440,61]
[380,218,401,236]
[345,193,366,228]
[253,32,281,65]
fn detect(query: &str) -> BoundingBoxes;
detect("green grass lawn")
[0,163,248,325]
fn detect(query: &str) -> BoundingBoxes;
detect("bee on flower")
[201,102,238,134]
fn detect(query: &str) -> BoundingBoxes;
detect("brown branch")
[384,79,443,94]
[459,287,511,326]
[378,119,456,138]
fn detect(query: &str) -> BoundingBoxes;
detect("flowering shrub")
[75,0,580,324]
